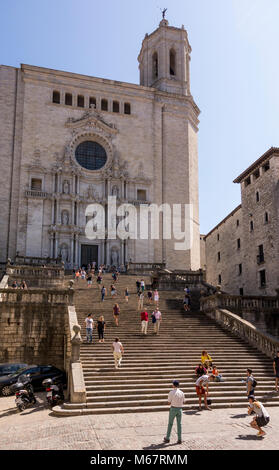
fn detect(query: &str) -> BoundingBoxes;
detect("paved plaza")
[0,393,278,450]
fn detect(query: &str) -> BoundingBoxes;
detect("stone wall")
[204,205,242,294]
[0,288,71,370]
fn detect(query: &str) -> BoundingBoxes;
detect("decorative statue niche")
[61,210,69,225]
[63,180,70,194]
[60,244,69,263]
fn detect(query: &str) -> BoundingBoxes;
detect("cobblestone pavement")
[0,394,278,450]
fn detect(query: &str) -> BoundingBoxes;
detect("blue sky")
[1,0,279,234]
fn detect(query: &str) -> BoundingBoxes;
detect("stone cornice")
[233,147,279,183]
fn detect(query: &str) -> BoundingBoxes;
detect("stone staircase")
[57,273,279,415]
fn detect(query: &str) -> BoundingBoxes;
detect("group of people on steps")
[80,264,274,442]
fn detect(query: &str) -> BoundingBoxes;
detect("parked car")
[0,363,28,378]
[0,365,66,396]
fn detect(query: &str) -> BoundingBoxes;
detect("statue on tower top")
[161,8,167,19]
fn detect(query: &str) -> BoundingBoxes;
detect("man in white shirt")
[152,308,162,335]
[112,337,124,369]
[85,314,94,344]
[164,380,185,444]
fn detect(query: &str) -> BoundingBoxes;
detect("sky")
[1,0,279,234]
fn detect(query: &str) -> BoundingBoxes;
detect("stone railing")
[152,269,204,290]
[14,255,62,266]
[201,293,279,314]
[6,264,65,287]
[25,190,49,198]
[0,288,74,305]
[202,307,279,359]
[66,306,86,404]
[126,262,166,274]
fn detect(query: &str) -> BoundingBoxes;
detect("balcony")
[25,190,49,199]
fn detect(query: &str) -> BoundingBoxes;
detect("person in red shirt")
[140,310,149,335]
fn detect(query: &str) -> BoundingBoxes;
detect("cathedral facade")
[0,19,200,270]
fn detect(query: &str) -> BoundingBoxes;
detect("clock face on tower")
[75,141,107,170]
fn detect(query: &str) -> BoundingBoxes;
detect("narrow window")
[65,93,72,106]
[253,169,260,180]
[101,99,108,111]
[236,219,240,227]
[217,252,221,262]
[250,221,254,231]
[218,274,222,284]
[237,238,241,249]
[238,264,242,275]
[152,52,158,79]
[265,212,269,224]
[259,269,266,288]
[256,191,260,202]
[52,90,60,104]
[31,178,42,191]
[170,49,176,76]
[263,162,270,172]
[217,234,220,241]
[124,102,131,115]
[257,245,264,264]
[77,95,84,107]
[89,96,96,108]
[113,101,120,113]
[245,176,251,187]
[239,288,244,296]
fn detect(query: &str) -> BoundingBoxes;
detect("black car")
[0,363,28,378]
[0,365,67,396]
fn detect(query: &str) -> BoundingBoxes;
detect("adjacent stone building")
[204,147,279,296]
[0,18,201,270]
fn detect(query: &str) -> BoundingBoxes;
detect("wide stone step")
[84,376,275,387]
[85,389,279,402]
[85,380,276,391]
[52,400,279,416]
[83,394,279,409]
[86,385,277,397]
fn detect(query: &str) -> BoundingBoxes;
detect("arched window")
[170,49,176,76]
[152,52,158,79]
[124,103,131,115]
[101,99,108,111]
[89,96,96,108]
[52,90,60,104]
[113,101,120,113]
[77,95,84,107]
[65,93,72,106]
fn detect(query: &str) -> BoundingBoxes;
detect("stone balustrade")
[0,288,74,305]
[201,293,279,314]
[25,190,49,198]
[152,269,204,290]
[14,255,62,266]
[126,262,166,274]
[202,306,279,359]
[6,264,65,288]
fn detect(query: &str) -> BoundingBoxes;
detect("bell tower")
[138,18,192,95]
